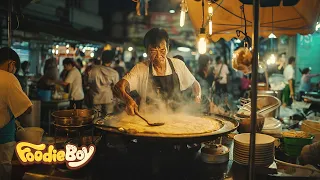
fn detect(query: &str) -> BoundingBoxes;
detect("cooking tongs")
[134,110,165,126]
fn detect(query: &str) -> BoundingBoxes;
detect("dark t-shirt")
[114,66,125,79]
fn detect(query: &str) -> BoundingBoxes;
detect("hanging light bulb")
[180,0,188,27]
[208,4,213,15]
[198,28,207,54]
[208,17,213,35]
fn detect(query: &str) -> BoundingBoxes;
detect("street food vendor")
[282,57,296,107]
[53,58,84,109]
[0,47,33,180]
[114,28,201,115]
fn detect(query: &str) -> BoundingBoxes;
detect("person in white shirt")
[0,47,33,180]
[282,57,296,107]
[214,56,229,95]
[89,50,119,117]
[55,58,84,109]
[114,28,201,115]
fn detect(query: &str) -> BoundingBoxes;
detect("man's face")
[148,40,168,64]
[63,64,73,71]
[7,60,17,74]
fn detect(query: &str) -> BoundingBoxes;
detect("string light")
[208,3,213,35]
[180,0,188,27]
[208,17,213,35]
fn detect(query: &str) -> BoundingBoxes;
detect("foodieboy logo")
[15,142,96,170]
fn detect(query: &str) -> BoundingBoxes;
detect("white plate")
[234,133,275,145]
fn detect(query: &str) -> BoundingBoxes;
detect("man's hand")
[194,95,201,104]
[125,99,138,116]
[290,91,294,99]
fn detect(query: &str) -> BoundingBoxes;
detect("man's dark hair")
[0,47,21,71]
[115,60,120,65]
[143,28,169,49]
[288,56,295,64]
[63,58,75,66]
[21,61,30,72]
[138,56,144,62]
[215,56,222,63]
[300,67,310,75]
[198,55,210,70]
[173,55,184,62]
[101,50,115,64]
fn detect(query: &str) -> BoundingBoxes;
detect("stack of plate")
[233,133,275,166]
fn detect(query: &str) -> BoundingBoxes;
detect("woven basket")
[301,120,320,142]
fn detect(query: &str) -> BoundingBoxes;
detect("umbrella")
[186,0,320,41]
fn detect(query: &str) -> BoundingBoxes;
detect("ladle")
[134,110,165,126]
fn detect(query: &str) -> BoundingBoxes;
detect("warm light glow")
[55,50,59,55]
[82,49,86,53]
[66,44,70,48]
[128,47,133,52]
[268,33,277,39]
[266,54,276,65]
[234,39,241,43]
[169,9,175,14]
[209,20,213,35]
[179,0,188,27]
[316,22,320,31]
[66,49,69,54]
[55,45,59,49]
[79,45,83,49]
[143,53,148,58]
[198,37,207,54]
[180,11,186,27]
[177,47,191,52]
[52,49,55,54]
[90,52,94,58]
[208,5,213,15]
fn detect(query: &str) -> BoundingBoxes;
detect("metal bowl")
[234,113,265,133]
[51,109,95,126]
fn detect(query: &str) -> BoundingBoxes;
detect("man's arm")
[113,79,138,115]
[288,79,294,98]
[55,80,69,86]
[192,80,201,103]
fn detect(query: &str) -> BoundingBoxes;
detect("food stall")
[185,0,320,179]
[8,0,320,180]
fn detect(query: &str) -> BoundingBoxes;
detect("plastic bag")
[279,106,296,119]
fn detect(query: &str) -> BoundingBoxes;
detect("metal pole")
[249,0,260,180]
[8,0,12,47]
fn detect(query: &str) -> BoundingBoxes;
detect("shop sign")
[15,142,96,170]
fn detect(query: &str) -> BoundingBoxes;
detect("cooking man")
[0,47,33,180]
[114,28,201,115]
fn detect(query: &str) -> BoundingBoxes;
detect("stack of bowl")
[233,133,275,166]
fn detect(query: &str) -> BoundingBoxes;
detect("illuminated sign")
[15,142,96,170]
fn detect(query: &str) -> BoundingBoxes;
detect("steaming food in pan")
[96,113,223,135]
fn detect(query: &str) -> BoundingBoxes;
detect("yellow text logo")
[15,142,96,169]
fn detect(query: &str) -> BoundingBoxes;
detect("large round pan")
[52,109,95,126]
[94,114,239,143]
